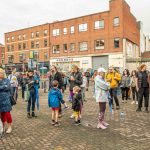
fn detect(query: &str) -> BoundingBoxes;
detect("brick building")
[5,0,140,72]
[0,44,5,67]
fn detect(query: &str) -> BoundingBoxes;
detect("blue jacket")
[48,88,64,108]
[0,78,12,112]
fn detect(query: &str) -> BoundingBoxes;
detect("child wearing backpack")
[48,80,65,127]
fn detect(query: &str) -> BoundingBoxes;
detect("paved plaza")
[0,85,150,150]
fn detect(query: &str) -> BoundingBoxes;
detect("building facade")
[0,44,5,67]
[5,0,140,72]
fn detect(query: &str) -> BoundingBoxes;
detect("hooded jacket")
[48,88,64,108]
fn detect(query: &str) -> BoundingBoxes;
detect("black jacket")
[49,72,63,90]
[69,71,83,90]
[72,92,83,111]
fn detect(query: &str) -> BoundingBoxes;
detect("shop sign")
[56,58,74,62]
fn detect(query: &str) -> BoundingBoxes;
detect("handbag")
[10,96,16,106]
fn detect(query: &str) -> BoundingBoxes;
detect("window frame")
[52,45,60,54]
[94,20,104,29]
[79,42,88,51]
[114,38,120,48]
[79,23,88,32]
[95,39,105,50]
[113,17,120,26]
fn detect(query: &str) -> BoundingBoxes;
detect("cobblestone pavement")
[0,85,150,150]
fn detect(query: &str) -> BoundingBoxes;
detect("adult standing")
[49,65,64,116]
[69,65,83,101]
[136,64,150,113]
[130,70,138,104]
[26,70,37,118]
[95,68,110,129]
[106,66,121,110]
[8,70,18,102]
[34,70,40,110]
[0,68,12,134]
[120,69,131,102]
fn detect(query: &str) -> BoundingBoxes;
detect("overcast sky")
[0,0,150,44]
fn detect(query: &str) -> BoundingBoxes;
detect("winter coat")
[48,88,64,108]
[121,76,131,88]
[72,92,83,111]
[69,71,83,90]
[49,72,63,90]
[106,72,121,89]
[0,78,12,112]
[95,75,110,103]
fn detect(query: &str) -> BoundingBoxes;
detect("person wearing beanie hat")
[95,68,110,129]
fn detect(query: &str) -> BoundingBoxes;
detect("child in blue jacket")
[48,80,65,127]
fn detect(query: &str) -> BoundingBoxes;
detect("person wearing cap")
[136,64,150,113]
[0,68,13,134]
[95,68,110,129]
[106,66,121,110]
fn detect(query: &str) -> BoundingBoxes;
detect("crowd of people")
[0,63,150,136]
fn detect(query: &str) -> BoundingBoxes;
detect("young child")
[72,86,83,125]
[48,80,65,127]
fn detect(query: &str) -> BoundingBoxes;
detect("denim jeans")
[109,88,120,106]
[27,89,36,113]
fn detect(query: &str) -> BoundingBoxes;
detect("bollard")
[44,81,46,93]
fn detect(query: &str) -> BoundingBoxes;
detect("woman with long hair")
[120,69,131,102]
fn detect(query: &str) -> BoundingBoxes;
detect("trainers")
[32,112,37,118]
[70,114,74,119]
[116,106,120,110]
[131,101,135,104]
[51,120,55,125]
[27,113,32,118]
[136,108,142,112]
[145,108,149,113]
[54,122,60,127]
[97,123,107,129]
[6,127,12,134]
[102,121,109,127]
[74,121,80,126]
[64,106,69,110]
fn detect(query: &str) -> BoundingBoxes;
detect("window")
[7,38,9,42]
[11,44,14,51]
[52,45,60,54]
[44,53,48,60]
[95,40,105,50]
[7,45,10,52]
[8,55,14,63]
[31,32,34,38]
[63,44,67,53]
[36,32,39,38]
[94,20,104,29]
[63,28,67,35]
[70,43,75,51]
[70,26,75,34]
[2,54,4,58]
[18,43,22,50]
[52,29,60,36]
[114,17,119,26]
[31,41,34,49]
[23,34,26,40]
[79,23,87,32]
[79,42,88,51]
[18,35,21,40]
[2,60,4,64]
[114,38,120,48]
[11,36,14,41]
[36,41,39,48]
[44,30,48,36]
[44,39,48,47]
[34,52,39,60]
[23,43,26,49]
[19,54,24,62]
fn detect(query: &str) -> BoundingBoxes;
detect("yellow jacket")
[106,71,121,88]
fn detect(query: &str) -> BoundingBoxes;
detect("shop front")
[50,57,92,72]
